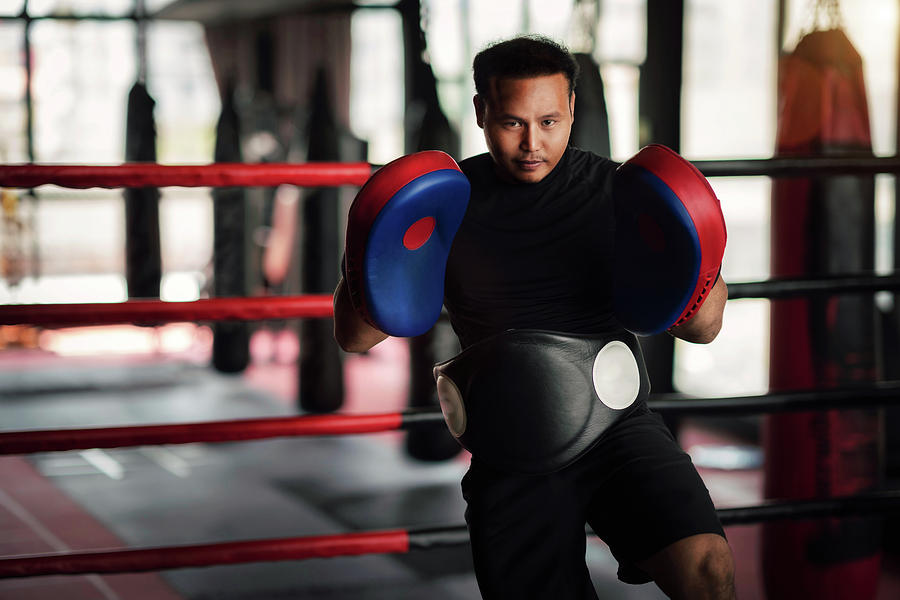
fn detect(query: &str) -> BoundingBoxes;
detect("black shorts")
[461,403,725,598]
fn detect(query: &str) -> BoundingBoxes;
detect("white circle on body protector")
[591,340,641,410]
[435,374,466,437]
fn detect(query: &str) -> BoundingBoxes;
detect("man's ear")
[473,94,486,129]
[569,92,576,119]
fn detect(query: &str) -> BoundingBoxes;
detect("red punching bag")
[764,25,882,600]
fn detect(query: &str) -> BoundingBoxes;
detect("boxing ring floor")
[1,327,899,599]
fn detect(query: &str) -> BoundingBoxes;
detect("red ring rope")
[0,162,374,189]
[0,530,412,578]
[0,295,334,326]
[0,412,415,455]
[4,492,899,578]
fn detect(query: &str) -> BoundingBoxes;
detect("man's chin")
[513,170,547,184]
[508,164,548,184]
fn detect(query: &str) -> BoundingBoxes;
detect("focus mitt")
[344,151,470,337]
[612,144,726,336]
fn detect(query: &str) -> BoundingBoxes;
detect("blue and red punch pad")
[612,144,726,335]
[345,151,470,337]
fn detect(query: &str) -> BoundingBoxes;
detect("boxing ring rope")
[2,273,897,327]
[727,273,900,300]
[0,528,426,578]
[0,411,437,454]
[649,382,900,415]
[3,155,900,190]
[0,162,374,189]
[0,295,334,326]
[693,155,900,177]
[3,382,900,455]
[2,491,900,578]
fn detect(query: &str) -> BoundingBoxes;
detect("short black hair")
[472,35,580,100]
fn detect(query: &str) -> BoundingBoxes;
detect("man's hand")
[333,275,388,353]
[667,276,727,344]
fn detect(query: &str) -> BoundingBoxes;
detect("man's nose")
[520,126,540,152]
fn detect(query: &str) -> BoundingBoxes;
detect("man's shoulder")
[458,153,493,180]
[565,147,619,178]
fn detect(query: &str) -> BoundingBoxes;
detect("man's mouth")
[516,158,545,170]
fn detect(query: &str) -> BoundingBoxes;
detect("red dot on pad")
[638,213,666,253]
[403,216,436,250]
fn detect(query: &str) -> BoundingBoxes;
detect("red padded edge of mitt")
[347,151,461,235]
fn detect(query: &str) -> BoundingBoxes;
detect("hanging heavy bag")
[765,19,882,600]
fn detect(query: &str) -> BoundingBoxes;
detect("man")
[334,35,734,599]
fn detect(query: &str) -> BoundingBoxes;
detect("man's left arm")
[667,276,728,344]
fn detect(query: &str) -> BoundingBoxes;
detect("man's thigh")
[584,408,725,584]
[462,460,598,600]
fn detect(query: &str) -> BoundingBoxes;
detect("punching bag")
[124,82,162,301]
[764,27,882,600]
[570,53,611,158]
[211,84,251,373]
[298,67,347,413]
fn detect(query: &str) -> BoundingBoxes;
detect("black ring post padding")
[648,382,900,416]
[407,525,470,550]
[693,155,900,178]
[728,273,900,300]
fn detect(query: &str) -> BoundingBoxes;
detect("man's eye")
[542,119,556,127]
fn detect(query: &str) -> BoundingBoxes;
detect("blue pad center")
[614,165,701,335]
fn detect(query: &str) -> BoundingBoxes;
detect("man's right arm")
[333,275,388,353]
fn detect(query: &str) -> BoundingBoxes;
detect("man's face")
[475,73,575,184]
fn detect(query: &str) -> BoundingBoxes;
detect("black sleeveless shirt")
[444,147,623,349]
